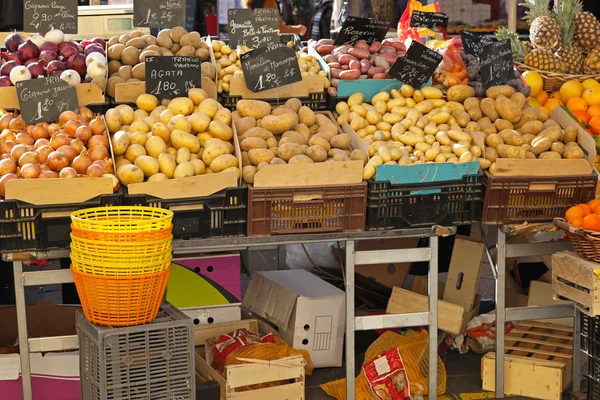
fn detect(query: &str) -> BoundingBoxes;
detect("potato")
[241,165,258,183]
[125,143,146,162]
[210,154,238,173]
[486,85,515,99]
[173,161,195,178]
[563,125,578,143]
[189,112,211,133]
[454,111,471,128]
[499,129,524,146]
[350,149,368,165]
[278,143,304,161]
[494,119,514,132]
[157,29,173,48]
[202,143,230,165]
[168,114,192,132]
[270,157,286,165]
[179,32,201,48]
[235,117,256,135]
[208,121,233,141]
[421,86,443,99]
[448,130,472,143]
[463,98,482,121]
[242,127,273,141]
[481,98,499,121]
[537,125,562,143]
[495,96,522,123]
[486,134,504,148]
[121,46,140,66]
[330,134,351,149]
[170,129,200,152]
[176,147,191,164]
[241,137,267,151]
[168,97,195,116]
[112,131,130,156]
[304,145,327,162]
[289,154,314,164]
[214,108,232,126]
[116,164,144,185]
[531,136,552,155]
[447,85,475,103]
[520,120,543,136]
[514,108,538,129]
[237,100,271,119]
[284,98,302,112]
[551,142,566,156]
[134,156,160,178]
[145,136,167,158]
[478,117,497,135]
[564,146,585,159]
[298,106,316,126]
[309,136,331,151]
[135,94,159,113]
[485,147,499,163]
[248,148,275,165]
[158,153,176,178]
[261,114,299,135]
[497,144,527,159]
[538,151,562,159]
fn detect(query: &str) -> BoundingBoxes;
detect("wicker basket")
[555,218,600,262]
[515,62,600,92]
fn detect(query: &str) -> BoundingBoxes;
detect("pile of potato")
[234,98,368,184]
[104,89,239,186]
[210,40,329,94]
[335,84,585,180]
[106,26,213,98]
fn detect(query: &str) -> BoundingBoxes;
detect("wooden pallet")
[482,321,573,400]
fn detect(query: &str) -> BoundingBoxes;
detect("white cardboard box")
[242,270,345,368]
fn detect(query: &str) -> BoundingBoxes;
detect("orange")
[560,80,585,103]
[535,91,549,106]
[573,109,591,123]
[571,216,585,228]
[588,105,600,118]
[583,214,600,231]
[550,91,561,100]
[583,86,600,106]
[542,107,551,117]
[566,205,586,221]
[590,116,600,135]
[545,98,563,112]
[567,96,588,112]
[593,204,600,214]
[578,203,593,215]
[588,199,600,210]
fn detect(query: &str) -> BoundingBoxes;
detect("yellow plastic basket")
[70,234,173,255]
[71,224,174,242]
[70,248,172,276]
[70,206,173,233]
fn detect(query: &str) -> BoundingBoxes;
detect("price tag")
[409,11,448,29]
[16,76,79,125]
[228,8,280,49]
[333,16,390,45]
[23,0,78,34]
[241,42,301,92]
[146,56,201,100]
[479,39,514,89]
[460,31,494,57]
[134,0,185,28]
[389,41,443,88]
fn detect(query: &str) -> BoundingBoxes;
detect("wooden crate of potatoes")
[481,321,573,400]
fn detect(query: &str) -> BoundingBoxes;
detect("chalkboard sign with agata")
[333,16,391,45]
[16,76,79,125]
[460,31,493,57]
[24,0,78,34]
[241,43,301,93]
[228,8,280,49]
[134,0,185,28]
[389,41,443,88]
[409,11,448,29]
[479,39,514,89]
[145,56,201,100]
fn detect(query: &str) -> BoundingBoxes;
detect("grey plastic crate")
[77,302,195,400]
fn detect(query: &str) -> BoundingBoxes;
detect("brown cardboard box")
[355,238,419,289]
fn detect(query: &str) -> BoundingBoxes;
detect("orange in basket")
[71,266,171,326]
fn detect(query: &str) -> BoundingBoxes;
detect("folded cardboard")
[355,238,420,289]
[242,269,345,367]
[443,237,484,311]
[527,280,573,326]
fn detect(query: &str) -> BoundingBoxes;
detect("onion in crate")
[60,69,81,85]
[9,66,31,84]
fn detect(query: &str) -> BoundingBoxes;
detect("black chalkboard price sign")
[23,0,78,34]
[479,39,514,88]
[16,76,79,125]
[228,8,280,49]
[409,11,448,29]
[134,0,185,28]
[460,31,494,57]
[389,41,443,88]
[146,56,201,100]
[241,43,301,92]
[334,16,391,45]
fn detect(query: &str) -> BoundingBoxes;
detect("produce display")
[104,88,239,186]
[234,98,368,183]
[0,108,117,198]
[564,200,600,230]
[105,26,212,98]
[336,83,586,179]
[210,40,329,94]
[1,30,107,89]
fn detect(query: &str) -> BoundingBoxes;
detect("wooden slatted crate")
[481,321,573,400]
[552,251,600,316]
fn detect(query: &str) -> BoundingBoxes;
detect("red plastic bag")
[206,329,276,371]
[363,348,411,400]
[427,37,468,87]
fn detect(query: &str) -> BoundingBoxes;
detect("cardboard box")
[443,237,484,312]
[527,280,573,326]
[355,238,420,289]
[242,270,345,367]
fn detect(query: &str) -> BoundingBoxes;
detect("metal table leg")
[345,240,356,400]
[495,227,506,398]
[13,260,32,400]
[428,236,439,398]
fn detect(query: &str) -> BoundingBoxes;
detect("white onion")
[63,34,73,42]
[85,52,106,67]
[87,61,107,79]
[45,29,64,45]
[10,66,31,84]
[28,33,45,48]
[60,69,81,85]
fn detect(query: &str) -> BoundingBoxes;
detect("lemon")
[560,80,584,103]
[582,79,600,90]
[522,71,543,97]
[583,86,600,106]
[528,98,543,108]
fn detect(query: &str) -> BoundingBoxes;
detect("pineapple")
[520,0,561,51]
[583,47,600,74]
[495,27,527,62]
[574,11,600,53]
[554,0,584,74]
[524,48,567,72]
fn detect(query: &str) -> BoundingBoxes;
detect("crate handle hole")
[208,317,214,324]
[193,318,200,325]
[304,324,310,331]
[529,183,556,191]
[293,193,324,202]
[456,272,463,290]
[302,339,309,345]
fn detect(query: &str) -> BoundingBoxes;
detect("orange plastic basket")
[70,224,174,242]
[70,248,172,276]
[70,207,173,233]
[71,266,171,326]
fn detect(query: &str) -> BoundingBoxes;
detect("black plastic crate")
[327,94,349,112]
[123,186,247,240]
[365,173,484,230]
[218,91,327,111]
[0,191,123,253]
[581,313,600,400]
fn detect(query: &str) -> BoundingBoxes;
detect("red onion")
[24,57,39,66]
[1,51,20,63]
[47,60,66,75]
[34,138,50,149]
[50,133,70,149]
[0,159,17,175]
[59,45,78,60]
[40,42,59,53]
[88,135,108,148]
[0,173,18,197]
[36,145,52,163]
[47,151,69,171]
[84,44,105,57]
[39,171,59,179]
[15,133,33,145]
[0,77,12,87]
[83,76,93,83]
[72,151,92,174]
[66,53,86,77]
[86,163,103,177]
[58,41,77,53]
[90,37,106,48]
[49,70,62,77]
[5,33,25,52]
[18,151,38,166]
[39,50,58,66]
[27,61,45,78]
[59,167,77,179]
[17,40,40,63]
[70,138,84,153]
[76,43,84,54]
[11,144,30,162]
[20,163,40,179]
[89,145,109,161]
[57,145,77,162]
[1,61,18,76]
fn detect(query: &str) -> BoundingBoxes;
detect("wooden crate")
[481,321,573,400]
[194,319,258,346]
[195,351,305,400]
[552,251,600,316]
